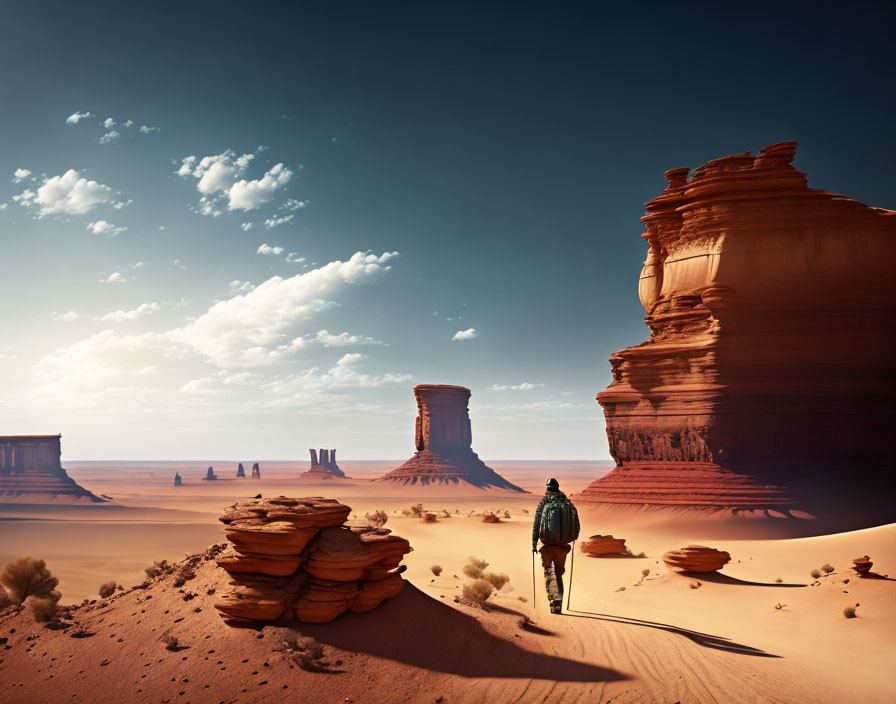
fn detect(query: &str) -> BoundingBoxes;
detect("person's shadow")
[297,583,628,683]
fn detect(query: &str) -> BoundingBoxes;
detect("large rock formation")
[576,143,895,520]
[377,385,525,492]
[0,435,105,503]
[662,545,731,573]
[203,466,217,481]
[214,496,411,624]
[236,463,246,478]
[300,448,347,480]
[251,462,261,478]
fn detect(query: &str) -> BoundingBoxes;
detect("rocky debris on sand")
[581,535,629,556]
[852,556,873,575]
[215,496,411,624]
[662,545,731,572]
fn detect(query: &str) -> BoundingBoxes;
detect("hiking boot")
[550,600,562,614]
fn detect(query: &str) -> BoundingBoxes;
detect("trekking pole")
[531,549,536,607]
[566,539,576,613]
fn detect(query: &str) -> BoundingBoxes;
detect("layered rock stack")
[377,385,526,491]
[214,496,411,624]
[301,448,347,479]
[581,535,629,556]
[0,434,105,502]
[576,143,896,519]
[662,545,731,573]
[237,463,246,478]
[251,463,261,478]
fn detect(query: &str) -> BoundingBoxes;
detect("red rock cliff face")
[576,143,896,518]
[0,434,104,502]
[377,385,526,492]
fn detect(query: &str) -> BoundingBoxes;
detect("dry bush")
[365,510,388,529]
[26,593,60,622]
[483,571,509,591]
[462,557,489,579]
[481,513,501,523]
[810,569,822,579]
[502,511,510,519]
[145,560,170,579]
[441,510,452,518]
[422,513,438,523]
[641,569,650,578]
[821,563,835,575]
[98,581,117,598]
[775,577,783,583]
[409,503,424,518]
[462,579,495,604]
[0,557,59,603]
[430,565,443,576]
[634,552,647,558]
[843,605,858,618]
[689,581,702,589]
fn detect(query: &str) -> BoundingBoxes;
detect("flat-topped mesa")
[300,447,347,480]
[0,434,105,503]
[576,143,896,521]
[377,385,526,492]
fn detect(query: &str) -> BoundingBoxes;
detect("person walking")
[532,477,580,614]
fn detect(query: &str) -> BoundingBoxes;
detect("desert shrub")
[482,513,501,523]
[409,503,424,518]
[365,510,388,529]
[483,571,509,591]
[775,577,783,583]
[462,557,489,579]
[422,513,438,523]
[0,557,59,603]
[173,564,196,588]
[689,581,702,589]
[441,510,452,518]
[26,592,60,622]
[810,569,822,579]
[98,581,117,598]
[503,511,510,519]
[641,569,650,578]
[821,563,835,575]
[843,605,857,618]
[145,560,170,579]
[430,565,443,576]
[462,579,495,604]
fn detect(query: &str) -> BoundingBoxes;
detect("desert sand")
[1,460,894,703]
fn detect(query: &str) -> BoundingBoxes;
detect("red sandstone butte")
[377,385,526,492]
[0,434,105,503]
[575,143,895,519]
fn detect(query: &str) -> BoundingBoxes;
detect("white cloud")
[65,111,94,124]
[262,353,410,394]
[112,199,132,209]
[102,272,126,284]
[264,213,293,229]
[167,250,398,367]
[309,330,383,347]
[100,302,161,322]
[99,130,120,144]
[487,382,544,391]
[240,222,254,231]
[256,243,284,256]
[228,280,255,293]
[179,377,219,394]
[12,168,31,183]
[286,252,305,263]
[52,310,79,323]
[452,328,478,341]
[103,117,116,129]
[139,125,160,134]
[123,120,134,128]
[282,198,307,211]
[19,170,115,216]
[230,163,292,211]
[86,220,127,237]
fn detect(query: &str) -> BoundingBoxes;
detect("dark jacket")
[532,489,577,548]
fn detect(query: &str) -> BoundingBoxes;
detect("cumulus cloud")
[282,198,306,211]
[65,111,94,124]
[12,168,31,183]
[139,125,160,134]
[261,353,411,394]
[241,222,254,231]
[17,170,115,216]
[103,117,116,129]
[167,251,399,367]
[286,252,305,263]
[452,328,478,341]
[487,382,544,391]
[256,243,284,256]
[99,130,120,144]
[86,220,127,237]
[52,310,79,323]
[264,213,293,229]
[102,272,126,284]
[100,302,160,322]
[230,163,292,211]
[308,330,383,347]
[228,280,254,293]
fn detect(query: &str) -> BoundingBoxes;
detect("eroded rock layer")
[0,435,104,502]
[214,496,411,624]
[377,385,525,491]
[577,143,896,518]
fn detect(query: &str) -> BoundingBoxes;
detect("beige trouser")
[539,544,571,603]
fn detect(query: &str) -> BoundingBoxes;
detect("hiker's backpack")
[539,495,580,545]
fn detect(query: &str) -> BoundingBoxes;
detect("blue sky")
[0,2,893,459]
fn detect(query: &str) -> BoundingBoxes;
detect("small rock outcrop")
[377,385,526,492]
[0,434,105,502]
[251,462,261,478]
[581,535,629,556]
[203,466,217,481]
[237,463,246,478]
[852,556,873,575]
[301,448,347,480]
[662,545,731,573]
[214,496,411,624]
[174,472,182,487]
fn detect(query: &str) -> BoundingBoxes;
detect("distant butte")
[300,448,349,480]
[0,434,105,503]
[575,142,895,522]
[377,384,526,492]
